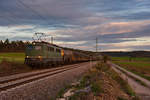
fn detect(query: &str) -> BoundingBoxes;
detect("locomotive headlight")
[26,56,29,58]
[61,50,64,56]
[38,56,42,61]
[38,56,42,59]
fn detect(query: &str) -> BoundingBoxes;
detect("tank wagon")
[25,41,91,67]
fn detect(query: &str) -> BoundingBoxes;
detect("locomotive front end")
[25,43,44,66]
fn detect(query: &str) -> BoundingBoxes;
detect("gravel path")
[0,61,96,100]
[108,62,150,100]
[110,62,150,88]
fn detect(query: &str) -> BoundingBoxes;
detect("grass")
[0,60,32,77]
[105,65,136,96]
[95,62,139,99]
[57,85,72,98]
[111,56,150,61]
[75,66,104,95]
[91,80,104,95]
[117,97,128,100]
[66,63,105,99]
[57,62,140,100]
[0,52,33,77]
[0,52,25,64]
[68,92,88,100]
[112,57,150,81]
[111,56,150,80]
[115,66,147,87]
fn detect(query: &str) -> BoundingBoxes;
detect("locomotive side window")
[35,46,41,50]
[49,47,54,52]
[27,45,33,49]
[56,49,61,53]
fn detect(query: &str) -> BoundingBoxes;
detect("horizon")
[1,38,150,52]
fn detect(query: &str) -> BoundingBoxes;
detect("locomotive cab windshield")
[25,43,43,58]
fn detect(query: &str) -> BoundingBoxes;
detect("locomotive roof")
[32,41,91,57]
[32,41,62,48]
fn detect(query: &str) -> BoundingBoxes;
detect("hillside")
[102,51,150,57]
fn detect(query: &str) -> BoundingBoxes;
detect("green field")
[112,56,150,81]
[111,56,150,61]
[0,52,25,64]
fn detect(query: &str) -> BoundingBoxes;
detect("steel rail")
[0,62,87,92]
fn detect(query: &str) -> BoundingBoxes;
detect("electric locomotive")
[25,41,91,67]
[25,41,64,67]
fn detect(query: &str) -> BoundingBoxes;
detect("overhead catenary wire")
[1,0,59,44]
[0,4,20,25]
[16,0,57,43]
[32,32,54,44]
[17,0,50,25]
[0,16,16,25]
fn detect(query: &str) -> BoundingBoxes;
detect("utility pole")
[96,37,98,52]
[51,36,53,44]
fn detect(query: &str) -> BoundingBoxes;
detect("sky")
[0,0,150,51]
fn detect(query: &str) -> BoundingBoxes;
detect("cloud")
[0,0,150,51]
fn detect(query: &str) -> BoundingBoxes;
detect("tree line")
[0,39,31,52]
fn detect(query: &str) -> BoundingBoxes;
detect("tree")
[102,55,110,63]
[0,40,4,51]
[4,38,9,45]
[0,39,32,52]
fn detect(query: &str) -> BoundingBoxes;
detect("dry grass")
[66,62,139,100]
[0,60,32,77]
[113,61,150,81]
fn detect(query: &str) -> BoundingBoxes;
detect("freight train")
[25,41,92,67]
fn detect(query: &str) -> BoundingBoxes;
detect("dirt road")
[108,62,150,100]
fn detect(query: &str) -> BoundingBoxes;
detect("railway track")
[0,62,88,92]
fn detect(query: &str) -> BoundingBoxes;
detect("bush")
[91,80,104,95]
[102,55,110,63]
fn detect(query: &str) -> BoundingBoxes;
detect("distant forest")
[0,39,31,52]
[102,51,150,57]
[1,39,149,57]
[0,39,97,56]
